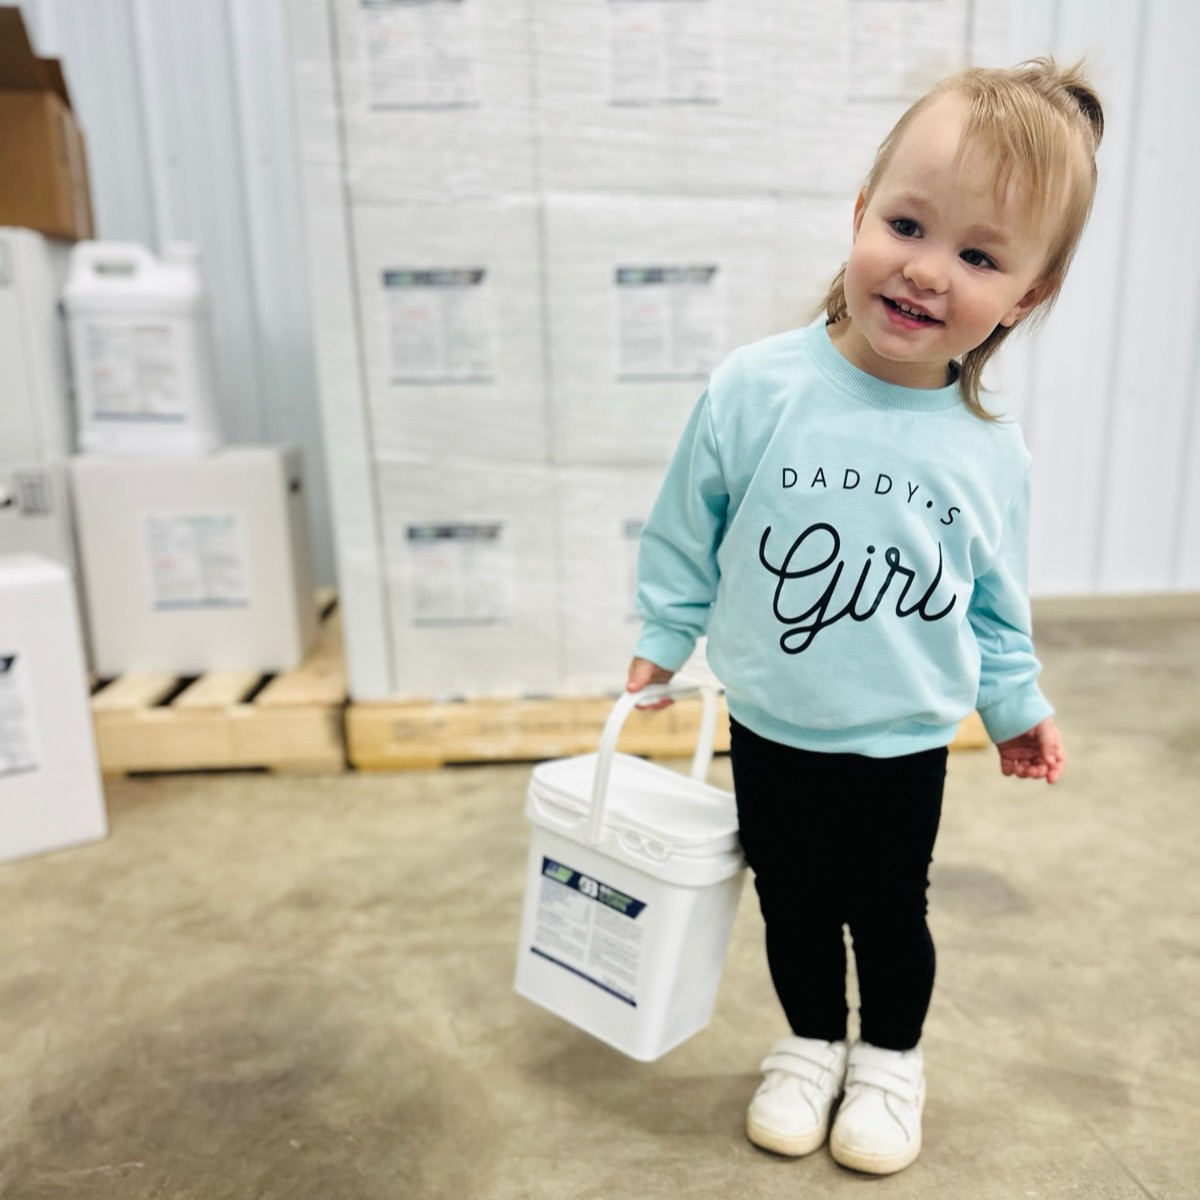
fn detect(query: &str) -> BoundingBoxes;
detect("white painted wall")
[19,0,1197,595]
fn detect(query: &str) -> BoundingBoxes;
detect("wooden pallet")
[91,597,347,776]
[346,694,989,772]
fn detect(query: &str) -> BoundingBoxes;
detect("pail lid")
[528,752,739,859]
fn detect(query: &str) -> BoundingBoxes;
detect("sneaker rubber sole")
[746,1114,830,1158]
[829,1128,922,1175]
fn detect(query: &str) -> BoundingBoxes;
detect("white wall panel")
[1094,0,1200,590]
[17,0,335,585]
[18,0,158,242]
[1016,2,1145,594]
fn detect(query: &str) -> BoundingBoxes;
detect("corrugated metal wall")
[18,0,335,585]
[17,0,1198,595]
[993,0,1200,594]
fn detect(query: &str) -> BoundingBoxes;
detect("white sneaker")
[829,1041,925,1174]
[745,1036,848,1157]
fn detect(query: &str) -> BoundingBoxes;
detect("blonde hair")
[821,58,1104,420]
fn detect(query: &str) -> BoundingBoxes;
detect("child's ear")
[852,189,869,241]
[1000,279,1052,327]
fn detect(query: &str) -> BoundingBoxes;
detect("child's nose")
[902,250,948,294]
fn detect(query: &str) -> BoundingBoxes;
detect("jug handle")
[69,242,159,279]
[587,678,721,847]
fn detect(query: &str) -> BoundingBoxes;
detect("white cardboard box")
[375,455,560,697]
[773,195,856,332]
[556,465,663,693]
[353,198,549,463]
[773,0,971,197]
[328,0,537,203]
[532,0,775,196]
[0,556,106,865]
[70,448,318,676]
[544,191,780,465]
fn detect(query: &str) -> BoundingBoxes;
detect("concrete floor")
[1,599,1198,1199]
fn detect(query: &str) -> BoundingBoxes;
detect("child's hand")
[626,657,676,711]
[995,717,1065,784]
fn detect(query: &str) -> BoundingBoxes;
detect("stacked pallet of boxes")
[287,0,992,739]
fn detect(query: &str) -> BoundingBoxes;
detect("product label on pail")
[0,653,41,779]
[530,857,647,1007]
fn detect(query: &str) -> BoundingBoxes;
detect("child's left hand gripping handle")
[626,657,677,710]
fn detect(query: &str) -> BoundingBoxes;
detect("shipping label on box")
[606,0,723,107]
[362,0,482,111]
[0,650,40,779]
[142,511,251,611]
[534,0,773,195]
[615,265,723,381]
[355,201,547,463]
[383,268,497,383]
[406,522,514,627]
[337,0,536,202]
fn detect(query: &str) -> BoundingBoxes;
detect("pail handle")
[587,678,721,847]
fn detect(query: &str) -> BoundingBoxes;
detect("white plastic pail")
[63,242,222,457]
[514,681,745,1061]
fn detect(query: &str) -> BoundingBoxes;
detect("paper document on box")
[0,652,40,778]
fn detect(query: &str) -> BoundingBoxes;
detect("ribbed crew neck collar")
[808,319,963,412]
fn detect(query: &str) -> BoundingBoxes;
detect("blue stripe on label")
[541,857,646,919]
[529,947,637,1008]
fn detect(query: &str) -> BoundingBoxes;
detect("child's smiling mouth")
[882,296,943,326]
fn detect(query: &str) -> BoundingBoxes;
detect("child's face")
[835,94,1053,389]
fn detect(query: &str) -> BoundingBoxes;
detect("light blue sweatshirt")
[634,319,1053,757]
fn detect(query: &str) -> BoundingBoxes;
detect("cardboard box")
[353,197,549,463]
[375,455,560,698]
[555,465,663,694]
[0,7,94,240]
[543,191,779,465]
[70,448,318,676]
[0,555,106,864]
[532,0,775,197]
[330,0,536,204]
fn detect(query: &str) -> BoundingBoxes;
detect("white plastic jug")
[514,680,746,1061]
[63,242,222,457]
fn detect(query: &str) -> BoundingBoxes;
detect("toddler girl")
[627,58,1103,1175]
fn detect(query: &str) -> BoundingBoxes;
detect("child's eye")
[960,248,997,269]
[891,219,920,237]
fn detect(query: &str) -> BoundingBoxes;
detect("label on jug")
[143,512,250,610]
[0,653,41,779]
[529,856,647,1006]
[85,320,185,420]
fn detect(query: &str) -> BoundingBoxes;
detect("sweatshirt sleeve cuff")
[633,623,698,673]
[977,683,1055,745]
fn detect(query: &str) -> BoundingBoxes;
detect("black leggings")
[729,717,947,1051]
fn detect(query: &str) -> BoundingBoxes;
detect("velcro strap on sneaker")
[845,1062,920,1102]
[760,1049,834,1081]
